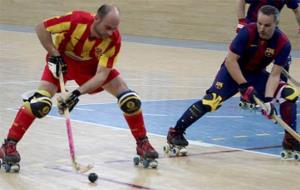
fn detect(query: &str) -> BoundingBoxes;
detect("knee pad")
[23,90,52,118]
[117,90,141,114]
[202,93,223,112]
[280,84,299,102]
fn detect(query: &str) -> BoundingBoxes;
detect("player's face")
[256,12,277,40]
[92,14,119,39]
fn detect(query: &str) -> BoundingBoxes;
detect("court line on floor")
[44,165,157,190]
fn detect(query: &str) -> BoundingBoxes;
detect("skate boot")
[133,137,158,169]
[280,135,300,161]
[163,127,189,157]
[0,139,21,172]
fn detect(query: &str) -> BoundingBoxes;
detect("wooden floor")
[0,26,300,190]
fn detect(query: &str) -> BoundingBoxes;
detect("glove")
[261,97,277,123]
[298,27,300,34]
[236,18,247,33]
[47,55,67,78]
[239,82,257,103]
[57,90,80,114]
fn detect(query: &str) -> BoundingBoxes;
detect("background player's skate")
[280,134,300,161]
[0,139,20,172]
[239,98,258,110]
[133,137,158,168]
[163,127,188,157]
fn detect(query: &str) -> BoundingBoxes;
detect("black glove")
[48,55,67,78]
[239,82,257,103]
[261,97,277,123]
[57,90,80,114]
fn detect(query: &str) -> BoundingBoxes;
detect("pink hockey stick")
[58,70,93,173]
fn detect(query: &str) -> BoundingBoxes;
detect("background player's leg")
[277,84,300,159]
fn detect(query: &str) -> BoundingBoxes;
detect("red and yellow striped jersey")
[44,11,121,68]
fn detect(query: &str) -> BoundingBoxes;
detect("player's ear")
[94,14,101,22]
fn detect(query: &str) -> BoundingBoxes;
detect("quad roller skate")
[280,137,300,161]
[239,99,258,110]
[163,127,188,157]
[0,139,21,172]
[133,137,158,169]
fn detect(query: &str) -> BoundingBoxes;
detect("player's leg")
[167,64,238,149]
[275,83,300,159]
[103,73,158,161]
[0,63,59,171]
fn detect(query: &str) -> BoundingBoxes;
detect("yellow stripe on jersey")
[65,24,87,52]
[99,46,117,68]
[53,34,65,49]
[46,22,71,33]
[81,39,96,59]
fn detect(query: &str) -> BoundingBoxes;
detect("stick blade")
[74,162,93,173]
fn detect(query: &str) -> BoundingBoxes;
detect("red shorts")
[41,54,120,94]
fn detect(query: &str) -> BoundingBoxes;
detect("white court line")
[46,114,281,158]
[256,133,271,136]
[4,108,280,158]
[144,113,168,116]
[206,115,244,118]
[233,135,248,138]
[74,108,94,111]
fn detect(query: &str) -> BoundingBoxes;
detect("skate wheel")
[149,160,158,169]
[280,150,292,159]
[249,104,255,109]
[170,147,179,157]
[10,164,20,173]
[280,151,288,159]
[163,145,168,154]
[294,152,300,161]
[3,163,11,173]
[142,159,150,168]
[179,148,188,156]
[133,157,140,166]
[239,102,245,108]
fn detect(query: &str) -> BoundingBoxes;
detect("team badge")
[95,47,103,58]
[265,48,274,57]
[215,81,223,89]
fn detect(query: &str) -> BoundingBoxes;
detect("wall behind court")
[0,0,298,49]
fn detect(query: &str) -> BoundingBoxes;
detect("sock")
[7,106,36,142]
[280,101,297,142]
[175,100,207,133]
[123,111,146,140]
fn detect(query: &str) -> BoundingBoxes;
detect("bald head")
[91,4,120,39]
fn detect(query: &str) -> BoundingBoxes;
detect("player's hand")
[48,55,67,78]
[261,97,277,123]
[236,18,247,33]
[238,82,257,103]
[57,90,80,114]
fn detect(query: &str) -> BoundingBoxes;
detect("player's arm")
[265,64,281,98]
[236,0,246,20]
[236,0,247,32]
[35,22,60,56]
[292,6,300,33]
[77,65,112,95]
[224,50,247,85]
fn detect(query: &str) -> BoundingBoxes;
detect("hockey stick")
[253,96,300,142]
[58,71,93,173]
[281,68,300,87]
